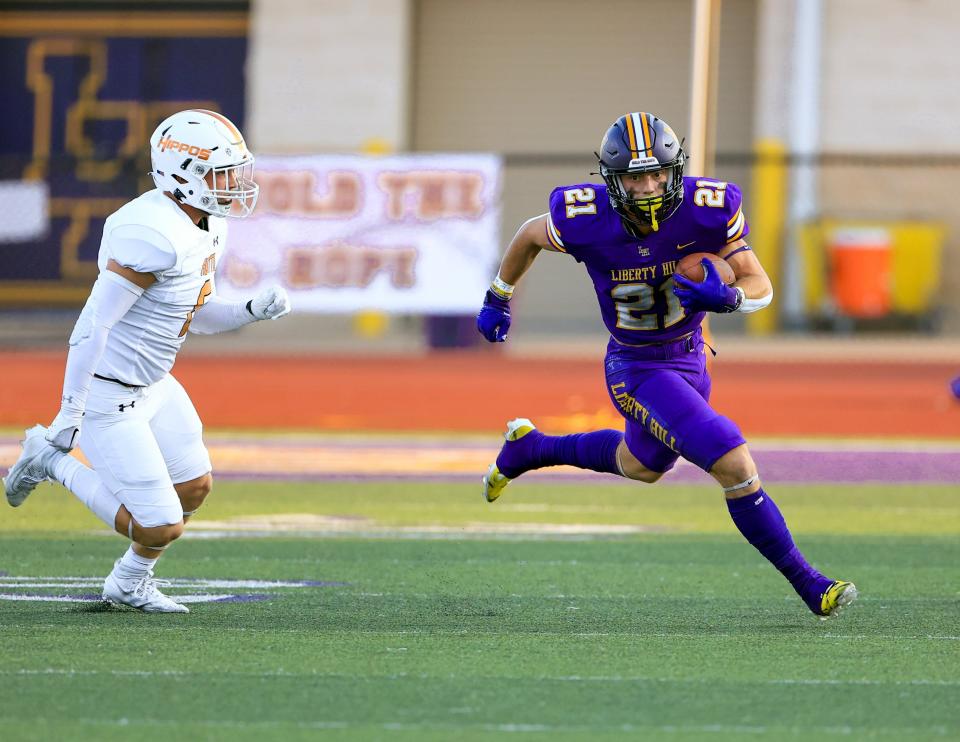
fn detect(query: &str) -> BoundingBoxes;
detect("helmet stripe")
[637,112,652,154]
[623,114,639,157]
[189,109,243,143]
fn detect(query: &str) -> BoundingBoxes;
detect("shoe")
[4,425,61,507]
[102,568,189,614]
[816,580,858,619]
[482,418,538,503]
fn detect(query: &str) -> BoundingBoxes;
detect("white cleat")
[4,424,61,507]
[102,570,189,614]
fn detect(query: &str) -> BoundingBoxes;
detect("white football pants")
[78,374,211,528]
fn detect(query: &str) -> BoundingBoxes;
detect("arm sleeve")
[61,271,144,414]
[188,295,256,335]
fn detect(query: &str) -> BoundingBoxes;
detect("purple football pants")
[604,329,745,474]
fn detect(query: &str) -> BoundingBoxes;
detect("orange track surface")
[0,351,956,438]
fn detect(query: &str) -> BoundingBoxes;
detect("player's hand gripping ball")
[672,252,740,313]
[476,290,511,342]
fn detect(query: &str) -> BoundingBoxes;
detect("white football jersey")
[94,189,227,386]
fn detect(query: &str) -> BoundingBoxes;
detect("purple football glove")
[477,290,511,342]
[672,259,741,314]
[951,375,960,400]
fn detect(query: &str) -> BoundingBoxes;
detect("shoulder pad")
[547,183,611,252]
[684,177,750,244]
[106,224,177,274]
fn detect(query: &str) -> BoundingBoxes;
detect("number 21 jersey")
[546,176,749,345]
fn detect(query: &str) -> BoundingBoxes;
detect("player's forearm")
[497,240,542,286]
[188,295,255,335]
[733,273,773,301]
[495,215,550,288]
[732,273,774,313]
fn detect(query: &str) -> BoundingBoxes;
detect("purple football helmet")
[597,112,685,231]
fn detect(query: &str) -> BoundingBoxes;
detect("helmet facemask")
[600,154,684,231]
[197,157,259,218]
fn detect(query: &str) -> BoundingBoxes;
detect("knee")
[625,465,664,484]
[136,520,184,548]
[710,445,759,489]
[617,443,665,484]
[176,473,213,511]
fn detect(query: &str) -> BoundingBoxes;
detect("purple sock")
[497,429,623,478]
[726,488,830,611]
[537,430,623,474]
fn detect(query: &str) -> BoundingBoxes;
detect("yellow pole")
[688,0,722,357]
[746,139,787,334]
[353,137,393,339]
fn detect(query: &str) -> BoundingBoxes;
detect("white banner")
[218,154,502,314]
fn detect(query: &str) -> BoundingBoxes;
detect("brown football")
[675,252,735,284]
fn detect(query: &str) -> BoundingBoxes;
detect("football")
[675,251,735,284]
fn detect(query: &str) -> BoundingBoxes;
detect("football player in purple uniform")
[476,112,856,619]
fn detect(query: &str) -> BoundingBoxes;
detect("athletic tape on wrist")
[490,275,515,300]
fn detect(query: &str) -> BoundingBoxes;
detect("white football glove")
[249,285,292,321]
[46,404,83,452]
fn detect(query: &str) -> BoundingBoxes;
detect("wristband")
[729,286,745,312]
[490,275,515,300]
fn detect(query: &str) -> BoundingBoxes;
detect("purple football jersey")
[546,176,749,345]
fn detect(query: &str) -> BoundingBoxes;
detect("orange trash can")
[828,227,893,318]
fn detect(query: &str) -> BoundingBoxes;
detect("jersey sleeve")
[547,184,607,260]
[105,223,177,275]
[722,181,750,244]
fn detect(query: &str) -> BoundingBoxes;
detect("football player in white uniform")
[3,109,291,613]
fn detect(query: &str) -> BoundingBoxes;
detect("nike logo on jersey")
[676,241,696,250]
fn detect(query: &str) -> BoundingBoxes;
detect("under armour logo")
[62,395,74,404]
[118,401,136,412]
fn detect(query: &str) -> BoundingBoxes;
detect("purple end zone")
[209,447,960,485]
[3,437,957,485]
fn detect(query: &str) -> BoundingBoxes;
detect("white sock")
[52,456,122,530]
[113,545,158,582]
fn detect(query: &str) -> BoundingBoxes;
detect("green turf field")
[1,479,958,740]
